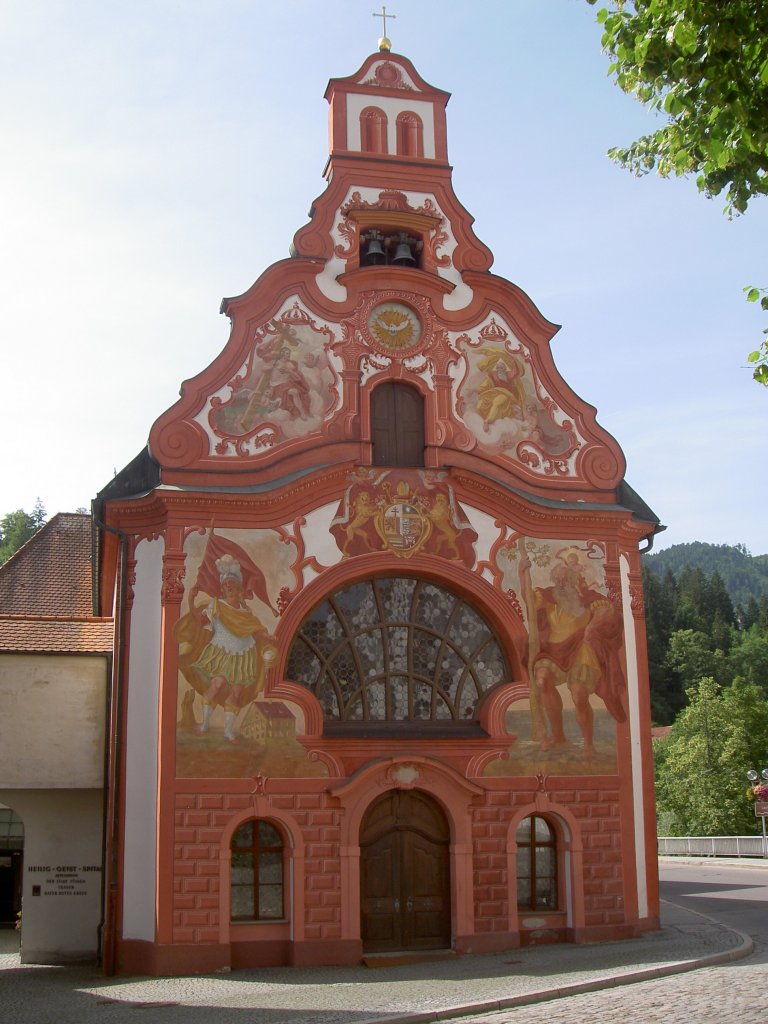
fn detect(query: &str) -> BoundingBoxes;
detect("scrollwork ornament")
[607,580,623,611]
[629,581,645,617]
[161,564,186,605]
[125,562,137,611]
[581,444,621,488]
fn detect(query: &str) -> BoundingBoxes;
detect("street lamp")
[746,768,768,859]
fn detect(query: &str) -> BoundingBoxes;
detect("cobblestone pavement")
[0,896,755,1024]
[448,952,768,1024]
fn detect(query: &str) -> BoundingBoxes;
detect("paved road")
[445,859,768,1024]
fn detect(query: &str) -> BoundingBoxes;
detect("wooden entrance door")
[360,790,450,953]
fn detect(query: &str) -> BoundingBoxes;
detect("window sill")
[231,919,288,926]
[323,721,488,739]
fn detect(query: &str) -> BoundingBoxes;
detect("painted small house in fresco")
[95,44,662,974]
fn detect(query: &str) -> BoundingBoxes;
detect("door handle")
[393,898,400,911]
[406,897,413,912]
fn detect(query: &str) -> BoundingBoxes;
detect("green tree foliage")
[643,566,685,722]
[642,553,755,723]
[655,677,768,835]
[728,626,768,690]
[666,628,724,688]
[587,1,768,383]
[0,500,47,565]
[643,543,768,831]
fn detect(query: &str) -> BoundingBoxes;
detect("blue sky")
[1,0,765,553]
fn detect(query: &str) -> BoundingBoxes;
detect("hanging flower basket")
[746,782,768,802]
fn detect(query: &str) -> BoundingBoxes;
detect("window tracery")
[286,577,508,730]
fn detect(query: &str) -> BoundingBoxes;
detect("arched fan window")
[285,577,509,735]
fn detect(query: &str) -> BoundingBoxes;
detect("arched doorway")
[360,789,450,953]
[0,806,23,929]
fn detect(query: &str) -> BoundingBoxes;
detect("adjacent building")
[0,513,112,962]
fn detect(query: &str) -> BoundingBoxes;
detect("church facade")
[96,48,661,974]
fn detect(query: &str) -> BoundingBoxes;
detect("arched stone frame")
[217,797,307,947]
[328,756,483,947]
[269,551,529,741]
[505,798,585,937]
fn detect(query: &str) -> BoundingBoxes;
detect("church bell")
[392,233,417,266]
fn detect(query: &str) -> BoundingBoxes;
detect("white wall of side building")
[0,653,106,788]
[2,788,104,963]
[121,536,163,941]
[0,652,108,962]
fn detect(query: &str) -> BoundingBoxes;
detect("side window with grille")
[516,815,558,911]
[230,820,284,921]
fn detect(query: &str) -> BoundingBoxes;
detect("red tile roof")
[0,615,113,654]
[0,513,95,617]
[0,513,113,655]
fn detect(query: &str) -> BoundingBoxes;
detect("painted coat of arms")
[330,469,477,566]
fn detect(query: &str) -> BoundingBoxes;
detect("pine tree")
[0,504,47,565]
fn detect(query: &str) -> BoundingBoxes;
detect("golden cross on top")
[373,5,396,50]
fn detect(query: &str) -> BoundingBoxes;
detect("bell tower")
[323,50,450,171]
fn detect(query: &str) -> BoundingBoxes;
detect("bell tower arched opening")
[360,106,389,154]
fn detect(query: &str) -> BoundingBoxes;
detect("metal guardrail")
[658,835,767,857]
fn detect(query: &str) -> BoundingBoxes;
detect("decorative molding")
[125,557,137,612]
[363,61,414,90]
[340,189,441,219]
[161,562,186,605]
[629,579,645,617]
[465,748,509,778]
[307,749,343,777]
[386,762,424,788]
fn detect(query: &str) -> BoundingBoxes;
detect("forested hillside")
[644,541,768,609]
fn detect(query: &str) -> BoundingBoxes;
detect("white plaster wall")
[296,503,344,577]
[620,553,648,918]
[346,94,436,158]
[122,536,163,941]
[0,788,104,963]
[0,654,107,788]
